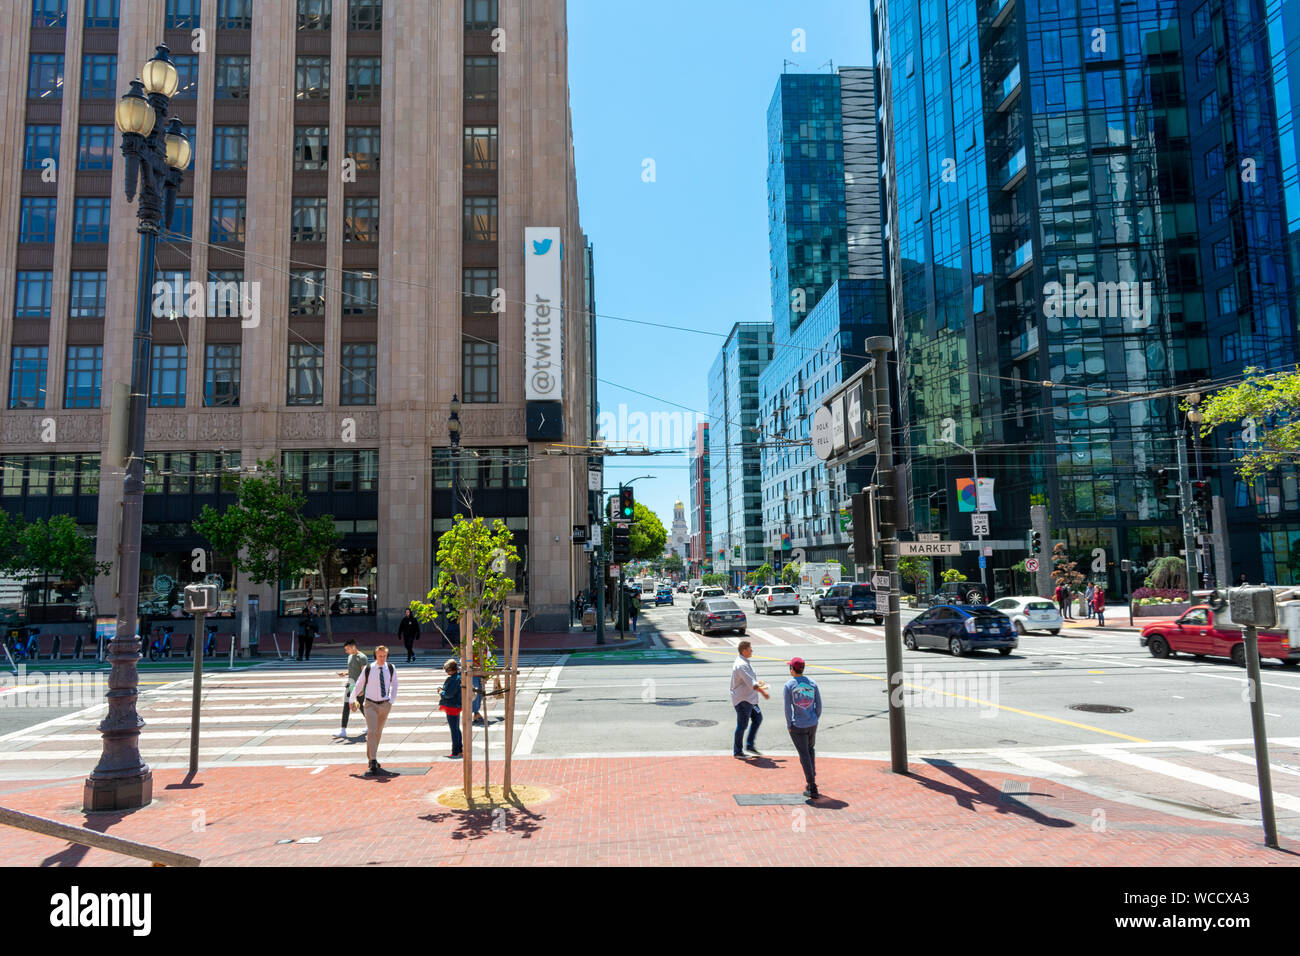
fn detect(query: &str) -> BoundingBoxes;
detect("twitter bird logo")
[532,238,553,255]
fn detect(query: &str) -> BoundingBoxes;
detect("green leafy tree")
[779,561,802,586]
[193,459,342,642]
[1,514,111,606]
[632,504,667,561]
[746,562,774,586]
[898,556,930,594]
[1144,555,1187,592]
[941,568,968,584]
[1195,366,1300,481]
[663,554,684,575]
[412,515,518,672]
[702,572,728,587]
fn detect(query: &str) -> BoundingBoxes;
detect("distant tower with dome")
[668,500,689,559]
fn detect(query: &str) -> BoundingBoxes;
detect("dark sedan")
[687,598,747,636]
[903,604,1018,656]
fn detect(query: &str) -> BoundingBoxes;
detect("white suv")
[754,585,799,615]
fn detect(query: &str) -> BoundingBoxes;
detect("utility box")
[183,584,218,614]
[1229,587,1277,629]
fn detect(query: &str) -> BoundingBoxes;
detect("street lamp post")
[85,46,191,812]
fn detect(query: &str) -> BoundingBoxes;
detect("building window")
[19,197,57,243]
[28,53,64,99]
[8,347,48,409]
[289,270,325,314]
[23,125,60,168]
[341,271,376,313]
[33,0,67,28]
[69,271,107,318]
[77,125,113,169]
[465,0,497,29]
[212,126,249,169]
[294,126,328,169]
[291,197,328,242]
[340,343,377,405]
[287,343,324,405]
[1221,333,1239,363]
[1199,91,1217,125]
[1205,146,1224,179]
[344,126,380,170]
[296,56,329,99]
[343,197,378,241]
[149,345,187,407]
[346,56,381,100]
[1213,238,1232,270]
[1192,1,1211,35]
[73,196,111,243]
[463,126,498,170]
[349,0,381,29]
[83,0,118,28]
[165,196,193,238]
[1209,191,1228,220]
[463,268,497,314]
[214,55,250,98]
[1196,46,1216,82]
[462,340,498,403]
[463,196,497,241]
[217,0,252,28]
[204,343,240,406]
[464,56,497,101]
[210,197,247,243]
[297,0,330,29]
[165,0,200,28]
[16,271,53,318]
[64,345,102,408]
[170,53,199,99]
[1218,284,1238,315]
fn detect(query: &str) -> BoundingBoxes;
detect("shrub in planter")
[1131,587,1188,603]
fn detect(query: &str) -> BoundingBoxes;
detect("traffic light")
[1190,479,1210,512]
[612,523,631,562]
[620,485,635,519]
[1153,468,1171,499]
[1030,530,1042,555]
[851,490,876,562]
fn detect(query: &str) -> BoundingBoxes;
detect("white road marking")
[996,750,1084,778]
[514,657,567,756]
[676,631,706,649]
[1082,745,1300,813]
[723,637,741,648]
[1175,742,1300,778]
[647,630,666,648]
[747,629,789,646]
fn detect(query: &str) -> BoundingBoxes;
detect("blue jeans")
[734,700,762,755]
[446,712,462,755]
[472,676,483,715]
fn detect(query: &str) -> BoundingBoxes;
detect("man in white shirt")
[352,644,398,777]
[730,640,769,759]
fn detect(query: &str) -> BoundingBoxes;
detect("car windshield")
[1026,601,1056,611]
[965,607,1002,618]
[705,600,739,611]
[772,586,794,593]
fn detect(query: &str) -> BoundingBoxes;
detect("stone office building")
[0,0,594,634]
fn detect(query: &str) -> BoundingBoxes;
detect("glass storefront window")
[359,450,378,491]
[53,454,76,495]
[27,456,49,496]
[308,451,329,492]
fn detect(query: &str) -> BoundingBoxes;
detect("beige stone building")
[0,0,594,634]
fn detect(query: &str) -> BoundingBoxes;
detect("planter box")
[1133,602,1191,617]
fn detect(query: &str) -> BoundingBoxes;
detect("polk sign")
[525,227,563,401]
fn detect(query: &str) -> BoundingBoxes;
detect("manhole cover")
[676,718,718,728]
[653,699,692,706]
[1068,703,1133,714]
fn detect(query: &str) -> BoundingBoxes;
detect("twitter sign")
[525,226,563,401]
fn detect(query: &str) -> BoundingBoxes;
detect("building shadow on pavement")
[911,760,1073,828]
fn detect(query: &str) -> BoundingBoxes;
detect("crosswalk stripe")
[746,629,789,646]
[1083,745,1300,813]
[723,637,741,648]
[1174,742,1300,778]
[675,631,706,649]
[996,750,1084,778]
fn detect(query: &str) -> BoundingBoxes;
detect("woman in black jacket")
[398,608,420,663]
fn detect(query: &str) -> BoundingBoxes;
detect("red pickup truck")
[1139,604,1299,666]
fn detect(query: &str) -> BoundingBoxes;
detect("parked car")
[814,583,883,625]
[1139,605,1297,666]
[927,581,988,607]
[687,597,747,636]
[904,604,1018,656]
[654,587,674,606]
[334,587,374,611]
[691,586,725,608]
[754,584,799,615]
[987,596,1063,635]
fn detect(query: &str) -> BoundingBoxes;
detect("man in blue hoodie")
[783,657,822,799]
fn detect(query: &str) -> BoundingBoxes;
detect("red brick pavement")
[0,756,1294,866]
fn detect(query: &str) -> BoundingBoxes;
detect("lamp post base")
[83,768,153,813]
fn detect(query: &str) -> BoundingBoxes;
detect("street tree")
[1195,366,1300,481]
[0,514,111,608]
[780,561,802,586]
[898,556,929,594]
[193,459,342,643]
[940,568,968,584]
[747,563,774,586]
[663,554,684,576]
[1049,542,1085,593]
[702,572,728,587]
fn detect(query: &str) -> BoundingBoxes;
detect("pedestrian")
[439,658,463,758]
[398,607,420,664]
[351,644,397,777]
[1084,582,1096,619]
[1055,582,1072,620]
[629,594,640,633]
[297,611,316,661]
[334,638,368,739]
[1093,586,1106,627]
[783,657,822,799]
[1238,573,1248,587]
[730,640,769,759]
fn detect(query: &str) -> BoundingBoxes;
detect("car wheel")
[998,647,1013,656]
[737,629,746,636]
[949,637,964,657]
[1282,658,1299,667]
[1231,643,1246,668]
[815,609,823,622]
[904,631,917,651]
[838,608,849,625]
[791,607,798,615]
[966,589,983,604]
[1148,635,1170,659]
[1014,620,1026,635]
[1049,629,1060,635]
[873,616,883,626]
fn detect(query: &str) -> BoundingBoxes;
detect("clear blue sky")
[568,0,871,542]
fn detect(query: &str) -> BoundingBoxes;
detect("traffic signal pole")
[1177,439,1200,591]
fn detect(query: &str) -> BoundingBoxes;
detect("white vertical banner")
[525,226,563,401]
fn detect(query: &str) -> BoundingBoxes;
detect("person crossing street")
[784,657,823,799]
[352,645,398,777]
[335,639,368,739]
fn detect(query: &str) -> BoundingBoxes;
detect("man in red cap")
[783,657,823,799]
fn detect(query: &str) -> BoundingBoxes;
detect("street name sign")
[918,533,940,542]
[900,541,960,556]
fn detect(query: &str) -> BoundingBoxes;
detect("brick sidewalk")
[0,756,1293,866]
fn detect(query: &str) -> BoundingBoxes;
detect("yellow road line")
[693,646,1149,743]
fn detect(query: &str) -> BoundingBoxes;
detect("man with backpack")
[351,644,398,777]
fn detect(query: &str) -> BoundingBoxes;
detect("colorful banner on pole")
[956,477,997,512]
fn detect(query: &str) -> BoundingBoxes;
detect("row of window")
[8,341,500,409]
[31,0,387,32]
[27,53,495,104]
[0,453,100,497]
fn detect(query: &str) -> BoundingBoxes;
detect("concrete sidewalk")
[0,755,1293,867]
